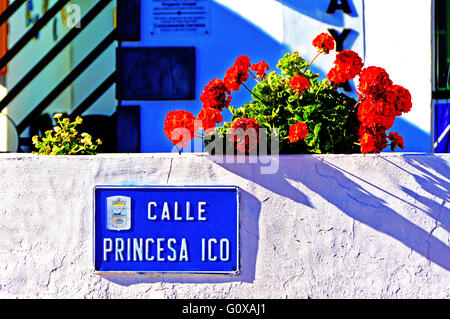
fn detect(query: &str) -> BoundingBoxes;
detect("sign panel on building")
[149,0,211,35]
[93,186,240,274]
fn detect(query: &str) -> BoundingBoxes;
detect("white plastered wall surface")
[0,153,448,298]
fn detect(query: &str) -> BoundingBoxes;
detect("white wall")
[0,153,448,298]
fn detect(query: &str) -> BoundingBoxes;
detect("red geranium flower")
[164,110,195,148]
[359,131,376,154]
[200,78,232,112]
[196,107,223,133]
[358,125,388,154]
[357,99,397,131]
[388,132,404,150]
[288,122,309,143]
[327,67,346,84]
[359,132,382,154]
[358,66,393,100]
[355,67,411,154]
[327,50,363,84]
[312,33,335,54]
[251,61,270,79]
[234,55,251,69]
[224,55,251,91]
[391,85,412,115]
[229,117,260,154]
[380,88,396,105]
[288,75,311,92]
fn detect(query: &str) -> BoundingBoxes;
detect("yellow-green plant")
[32,114,102,155]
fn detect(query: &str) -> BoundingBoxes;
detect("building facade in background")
[0,0,448,153]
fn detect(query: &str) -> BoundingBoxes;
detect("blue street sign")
[93,186,240,275]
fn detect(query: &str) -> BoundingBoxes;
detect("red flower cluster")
[162,35,413,156]
[164,110,195,148]
[165,56,257,148]
[356,66,412,154]
[200,78,231,112]
[358,128,388,155]
[288,75,311,92]
[196,107,223,133]
[327,50,364,84]
[388,132,404,150]
[229,118,260,154]
[312,33,335,54]
[288,122,309,143]
[391,85,412,114]
[358,66,392,100]
[358,99,397,131]
[251,61,270,79]
[224,55,251,91]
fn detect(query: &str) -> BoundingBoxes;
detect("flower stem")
[353,93,366,109]
[174,144,181,155]
[305,52,321,72]
[242,82,269,105]
[249,71,260,84]
[315,80,326,97]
